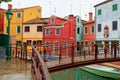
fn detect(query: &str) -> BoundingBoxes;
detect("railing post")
[21,44,23,59]
[16,44,18,58]
[71,43,74,63]
[59,44,62,64]
[114,43,117,58]
[95,44,98,60]
[25,44,27,61]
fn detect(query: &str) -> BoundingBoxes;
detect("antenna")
[18,2,21,8]
[79,4,82,16]
[54,7,56,15]
[85,14,87,20]
[49,1,52,16]
[90,3,92,12]
[70,4,72,14]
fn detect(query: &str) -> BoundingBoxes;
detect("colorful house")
[43,15,83,55]
[0,8,5,34]
[83,12,95,45]
[23,18,48,46]
[94,0,120,43]
[82,12,95,53]
[4,4,42,45]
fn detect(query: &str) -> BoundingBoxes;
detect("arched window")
[104,25,109,38]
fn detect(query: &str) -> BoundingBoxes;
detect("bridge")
[1,40,120,80]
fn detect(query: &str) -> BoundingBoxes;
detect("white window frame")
[45,28,50,35]
[45,42,50,48]
[55,28,61,35]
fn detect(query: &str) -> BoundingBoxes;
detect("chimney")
[89,12,93,21]
[8,4,12,10]
[69,14,74,20]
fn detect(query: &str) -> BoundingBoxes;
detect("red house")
[43,15,76,56]
[0,8,5,34]
[83,12,95,53]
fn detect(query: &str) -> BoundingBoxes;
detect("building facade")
[83,12,95,44]
[43,15,83,55]
[0,8,5,34]
[95,0,120,41]
[4,5,42,44]
[23,18,48,46]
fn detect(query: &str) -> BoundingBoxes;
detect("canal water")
[51,67,116,80]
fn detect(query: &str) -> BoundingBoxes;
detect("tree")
[0,0,11,3]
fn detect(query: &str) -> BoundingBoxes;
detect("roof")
[23,17,48,24]
[12,5,41,12]
[94,0,113,7]
[82,20,95,25]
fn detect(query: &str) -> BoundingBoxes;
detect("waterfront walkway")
[0,58,32,80]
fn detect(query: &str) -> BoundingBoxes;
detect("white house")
[94,0,120,42]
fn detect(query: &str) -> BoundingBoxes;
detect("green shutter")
[112,4,117,11]
[92,26,94,33]
[98,9,102,15]
[17,26,20,33]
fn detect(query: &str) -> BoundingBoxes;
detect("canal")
[51,66,119,80]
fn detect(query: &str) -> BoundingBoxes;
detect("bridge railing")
[10,43,27,61]
[33,41,120,68]
[31,45,52,80]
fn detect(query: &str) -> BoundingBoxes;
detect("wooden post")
[16,44,17,58]
[95,44,98,60]
[59,45,62,64]
[114,43,117,58]
[71,43,74,63]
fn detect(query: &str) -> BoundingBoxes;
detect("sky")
[0,0,105,20]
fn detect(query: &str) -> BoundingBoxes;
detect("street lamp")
[6,9,13,60]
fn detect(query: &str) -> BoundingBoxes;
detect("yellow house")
[4,6,42,44]
[23,18,48,53]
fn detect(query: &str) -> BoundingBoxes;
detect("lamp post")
[6,9,13,60]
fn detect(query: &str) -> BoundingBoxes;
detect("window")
[77,27,80,34]
[98,24,101,32]
[85,41,88,47]
[37,40,42,45]
[77,42,80,51]
[112,4,118,11]
[51,18,55,23]
[77,18,79,23]
[17,13,21,18]
[84,27,88,34]
[16,26,20,33]
[33,41,37,45]
[27,40,31,45]
[16,41,21,45]
[37,26,42,32]
[25,26,30,32]
[56,28,60,35]
[46,29,50,35]
[112,21,117,30]
[91,26,94,33]
[45,42,49,48]
[64,42,67,48]
[98,9,102,15]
